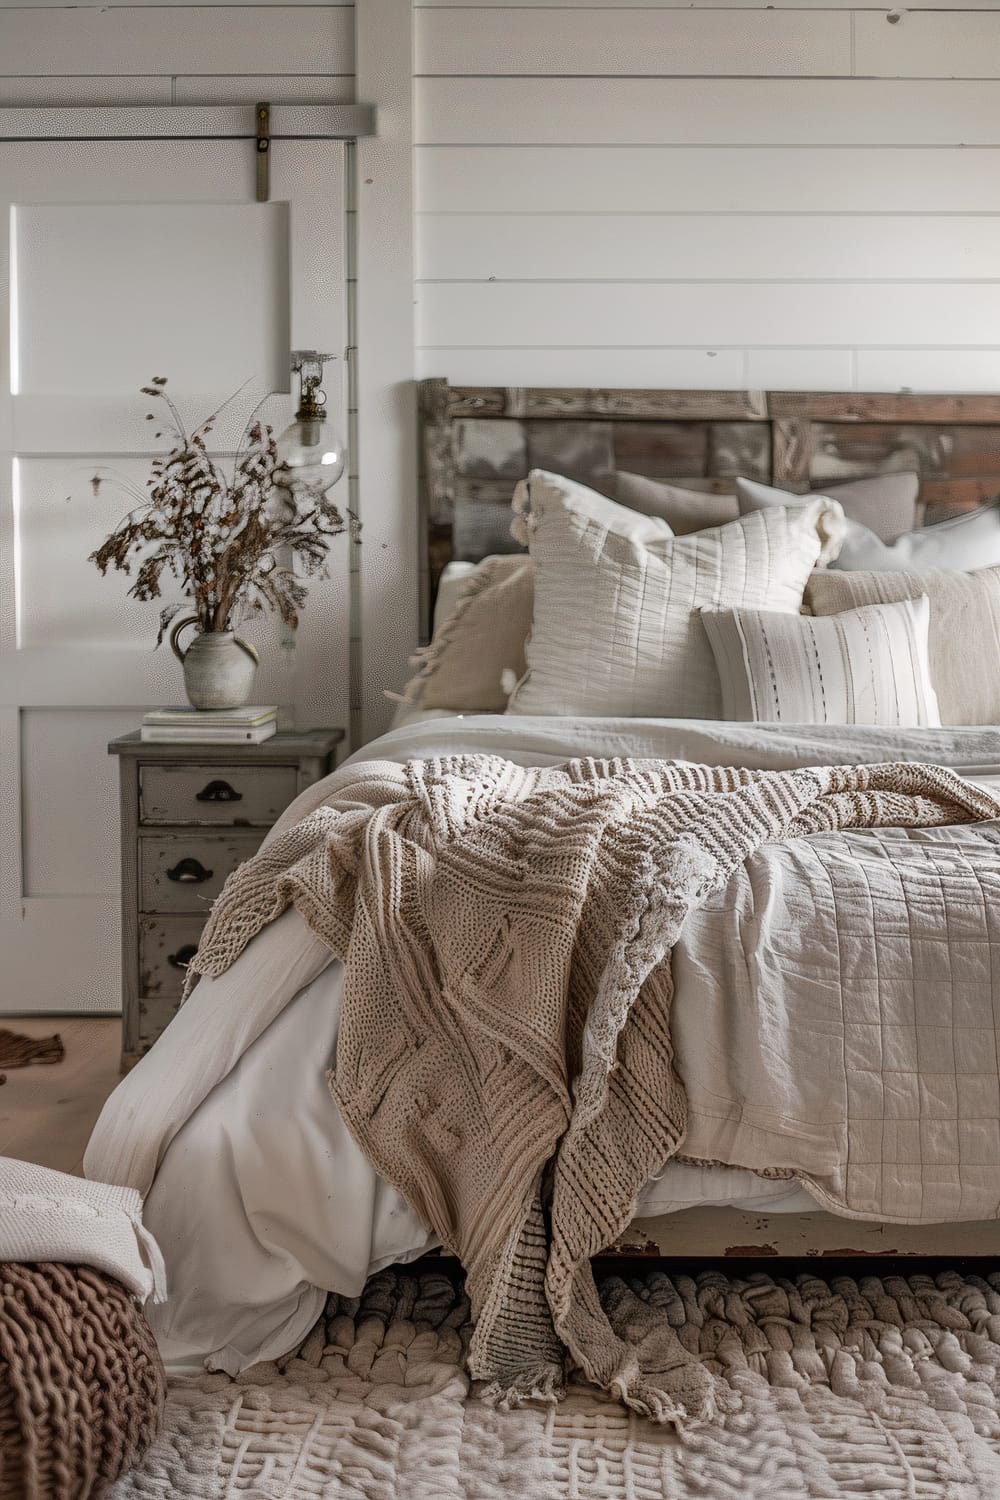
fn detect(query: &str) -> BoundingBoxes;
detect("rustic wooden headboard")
[418,379,1000,637]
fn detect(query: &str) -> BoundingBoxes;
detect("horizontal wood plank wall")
[0,5,355,108]
[414,3,1000,392]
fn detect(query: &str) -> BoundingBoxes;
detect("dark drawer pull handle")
[196,779,242,803]
[167,857,214,884]
[167,944,199,970]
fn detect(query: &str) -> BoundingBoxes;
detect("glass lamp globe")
[277,411,345,493]
[277,354,346,495]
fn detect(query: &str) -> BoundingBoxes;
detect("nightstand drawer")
[139,914,206,1000]
[139,832,262,913]
[113,728,343,1068]
[140,763,298,826]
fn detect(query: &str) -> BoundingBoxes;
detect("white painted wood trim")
[416,145,1000,215]
[417,213,1000,283]
[417,280,1000,348]
[416,8,851,79]
[416,78,1000,147]
[173,77,356,106]
[418,0,1000,10]
[353,0,418,746]
[0,104,376,141]
[0,6,353,77]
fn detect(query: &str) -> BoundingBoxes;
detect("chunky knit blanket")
[187,754,1000,1427]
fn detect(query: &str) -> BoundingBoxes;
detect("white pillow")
[506,470,845,720]
[702,597,940,727]
[737,472,919,544]
[831,501,1000,573]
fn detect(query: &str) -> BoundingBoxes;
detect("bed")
[85,384,1000,1393]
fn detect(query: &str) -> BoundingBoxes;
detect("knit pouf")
[0,1262,165,1500]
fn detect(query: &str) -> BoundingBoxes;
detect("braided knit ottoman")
[0,1260,165,1500]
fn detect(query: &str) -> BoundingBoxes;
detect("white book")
[140,721,278,745]
[143,704,277,728]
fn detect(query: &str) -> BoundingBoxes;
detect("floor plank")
[0,1016,120,1175]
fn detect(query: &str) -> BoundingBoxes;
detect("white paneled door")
[0,132,348,1013]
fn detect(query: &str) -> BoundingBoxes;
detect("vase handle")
[170,615,200,663]
[234,635,260,666]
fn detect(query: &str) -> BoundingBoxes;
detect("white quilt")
[84,716,1000,1373]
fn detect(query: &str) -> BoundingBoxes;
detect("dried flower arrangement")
[88,377,356,645]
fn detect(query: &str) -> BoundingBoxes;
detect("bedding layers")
[138,943,814,1378]
[86,716,1000,1413]
[180,748,999,1423]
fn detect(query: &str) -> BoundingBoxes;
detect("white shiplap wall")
[0,5,354,107]
[414,2,1000,391]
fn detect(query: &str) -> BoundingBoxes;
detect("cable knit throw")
[186,755,1000,1428]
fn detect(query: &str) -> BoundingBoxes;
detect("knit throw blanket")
[186,755,1000,1428]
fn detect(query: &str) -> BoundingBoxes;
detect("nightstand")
[108,728,344,1070]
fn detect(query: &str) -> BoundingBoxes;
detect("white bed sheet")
[140,938,815,1376]
[85,714,1000,1375]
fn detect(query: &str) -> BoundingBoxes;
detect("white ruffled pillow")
[506,470,845,719]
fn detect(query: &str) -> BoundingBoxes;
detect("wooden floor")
[0,1016,121,1175]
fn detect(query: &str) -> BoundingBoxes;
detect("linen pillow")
[397,554,534,714]
[612,472,739,534]
[830,500,1000,573]
[505,470,845,720]
[702,598,939,727]
[432,561,478,633]
[737,472,919,543]
[805,564,1000,725]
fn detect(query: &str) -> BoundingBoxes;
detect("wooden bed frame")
[418,378,1000,1259]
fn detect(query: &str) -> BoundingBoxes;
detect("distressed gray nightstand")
[109,727,344,1070]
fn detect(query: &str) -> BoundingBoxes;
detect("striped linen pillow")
[701,596,940,726]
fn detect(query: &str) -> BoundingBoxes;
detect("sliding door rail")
[0,104,375,142]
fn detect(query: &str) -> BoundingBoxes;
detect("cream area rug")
[110,1266,1000,1498]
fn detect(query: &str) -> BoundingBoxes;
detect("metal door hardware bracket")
[256,102,270,201]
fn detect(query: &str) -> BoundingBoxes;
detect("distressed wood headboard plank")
[418,379,1000,638]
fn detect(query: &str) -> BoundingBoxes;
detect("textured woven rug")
[109,1266,1000,1498]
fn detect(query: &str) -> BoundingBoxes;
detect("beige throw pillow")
[805,565,1000,725]
[506,470,845,720]
[702,598,940,727]
[612,473,740,534]
[398,554,534,714]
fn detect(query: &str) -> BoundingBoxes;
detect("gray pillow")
[737,473,919,545]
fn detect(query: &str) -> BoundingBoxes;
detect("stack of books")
[140,705,279,744]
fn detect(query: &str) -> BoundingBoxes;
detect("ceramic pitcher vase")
[170,617,260,710]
